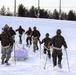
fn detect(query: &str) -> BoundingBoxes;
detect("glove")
[48,45,50,49]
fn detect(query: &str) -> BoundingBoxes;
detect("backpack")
[0,31,14,46]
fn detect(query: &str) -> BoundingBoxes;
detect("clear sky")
[0,0,76,13]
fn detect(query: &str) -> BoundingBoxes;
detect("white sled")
[12,45,28,61]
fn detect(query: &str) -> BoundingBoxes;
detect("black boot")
[48,50,51,59]
[48,54,51,59]
[5,60,10,65]
[5,60,8,63]
[36,45,39,50]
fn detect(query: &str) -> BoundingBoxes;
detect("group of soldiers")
[16,26,41,52]
[0,24,67,69]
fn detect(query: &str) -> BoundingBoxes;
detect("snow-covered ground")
[0,16,76,75]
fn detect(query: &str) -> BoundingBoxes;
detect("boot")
[20,41,22,44]
[48,54,51,59]
[5,60,10,65]
[5,60,8,63]
[37,46,39,50]
[33,49,36,53]
[48,50,51,59]
[1,60,4,64]
[58,64,62,69]
[26,43,28,46]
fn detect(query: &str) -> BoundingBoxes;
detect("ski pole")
[23,33,25,40]
[39,39,41,59]
[14,43,16,65]
[44,53,48,69]
[40,43,41,59]
[43,46,49,69]
[65,49,70,71]
[15,42,21,49]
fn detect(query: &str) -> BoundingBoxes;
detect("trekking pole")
[14,43,16,65]
[65,49,70,71]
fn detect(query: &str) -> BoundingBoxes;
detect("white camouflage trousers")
[1,46,12,62]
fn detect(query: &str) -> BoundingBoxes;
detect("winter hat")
[33,26,36,30]
[2,24,9,31]
[56,29,61,34]
[46,33,49,37]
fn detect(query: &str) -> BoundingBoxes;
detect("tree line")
[0,4,76,21]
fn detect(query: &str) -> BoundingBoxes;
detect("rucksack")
[0,31,11,46]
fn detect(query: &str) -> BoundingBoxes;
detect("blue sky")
[0,0,76,13]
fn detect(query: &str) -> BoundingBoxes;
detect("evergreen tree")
[67,10,76,21]
[18,4,26,17]
[29,6,36,17]
[24,8,29,17]
[39,9,49,18]
[61,12,67,20]
[53,9,59,19]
